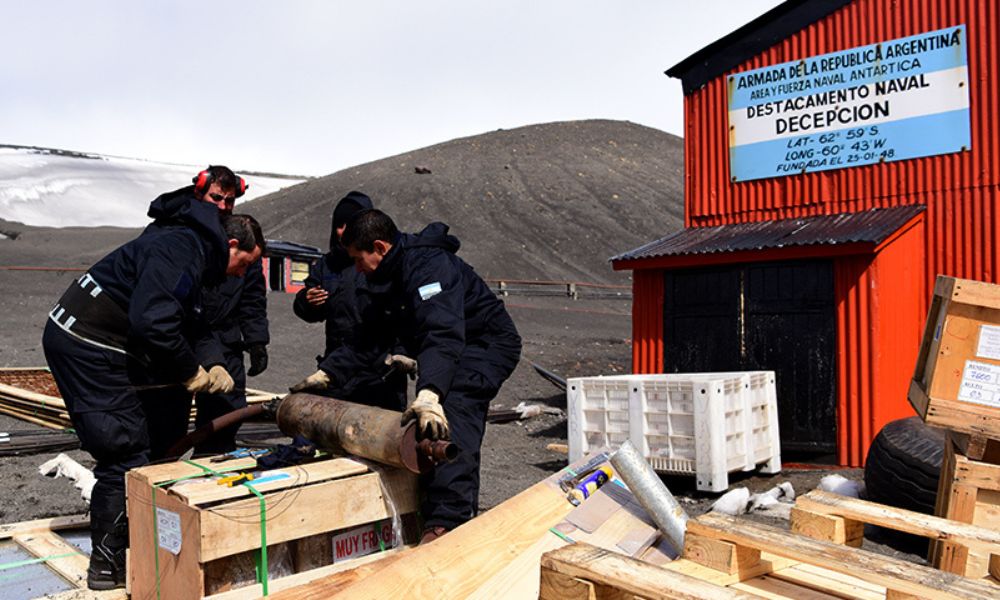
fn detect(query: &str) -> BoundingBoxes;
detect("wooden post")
[790,506,863,547]
[683,532,761,574]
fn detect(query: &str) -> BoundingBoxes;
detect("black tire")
[864,416,946,553]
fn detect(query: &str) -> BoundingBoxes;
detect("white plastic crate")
[567,372,781,492]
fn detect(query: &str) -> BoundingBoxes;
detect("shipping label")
[958,360,1000,408]
[976,324,1000,361]
[156,507,182,555]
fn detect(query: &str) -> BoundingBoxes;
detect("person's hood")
[146,185,229,284]
[403,222,460,253]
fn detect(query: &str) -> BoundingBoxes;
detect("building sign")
[728,25,970,182]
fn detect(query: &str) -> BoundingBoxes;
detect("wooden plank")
[203,545,409,600]
[467,531,568,599]
[796,490,1000,555]
[171,458,370,505]
[130,455,259,486]
[684,532,761,574]
[282,464,577,599]
[789,506,863,547]
[0,402,71,429]
[199,468,418,561]
[688,512,998,600]
[540,542,760,599]
[771,564,885,600]
[0,513,88,540]
[731,574,841,600]
[662,552,793,586]
[539,568,599,600]
[14,531,89,589]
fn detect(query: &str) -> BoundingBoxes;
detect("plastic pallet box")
[567,372,781,492]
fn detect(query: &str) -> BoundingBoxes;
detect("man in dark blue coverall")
[292,209,521,543]
[290,191,406,409]
[42,196,265,589]
[187,166,270,454]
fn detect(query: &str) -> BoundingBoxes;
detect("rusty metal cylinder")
[275,392,455,474]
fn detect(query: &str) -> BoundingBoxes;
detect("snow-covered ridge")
[0,146,306,227]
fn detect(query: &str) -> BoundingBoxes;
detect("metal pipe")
[610,440,689,555]
[276,393,457,474]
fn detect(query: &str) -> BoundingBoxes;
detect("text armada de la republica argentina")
[727,26,969,181]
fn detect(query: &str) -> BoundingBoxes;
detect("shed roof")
[611,205,926,264]
[265,239,323,259]
[665,0,852,94]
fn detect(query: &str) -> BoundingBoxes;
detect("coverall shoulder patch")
[418,281,443,300]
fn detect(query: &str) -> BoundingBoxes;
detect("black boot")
[87,512,127,590]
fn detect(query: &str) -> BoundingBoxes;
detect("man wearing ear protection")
[42,194,265,589]
[183,166,271,455]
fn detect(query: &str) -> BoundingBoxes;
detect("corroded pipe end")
[418,439,459,463]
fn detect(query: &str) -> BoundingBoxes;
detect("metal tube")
[275,393,457,474]
[610,440,689,555]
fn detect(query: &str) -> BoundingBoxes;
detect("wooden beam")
[683,532,761,574]
[541,542,759,599]
[688,512,998,600]
[797,490,1000,555]
[0,513,88,540]
[14,531,89,588]
[789,506,863,547]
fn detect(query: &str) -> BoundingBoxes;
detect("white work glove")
[183,366,212,393]
[290,369,331,393]
[384,354,418,379]
[206,365,235,394]
[401,389,450,440]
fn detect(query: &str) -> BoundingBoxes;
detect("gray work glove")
[401,389,449,440]
[384,354,418,379]
[290,369,331,393]
[183,366,212,393]
[207,365,235,394]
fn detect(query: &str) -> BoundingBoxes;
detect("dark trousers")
[42,322,190,535]
[421,313,521,530]
[193,348,246,455]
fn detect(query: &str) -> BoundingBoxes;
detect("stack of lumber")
[0,367,278,431]
[907,275,1000,578]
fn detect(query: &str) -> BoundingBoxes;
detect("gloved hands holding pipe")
[384,353,418,379]
[401,388,449,440]
[183,366,212,393]
[289,369,331,392]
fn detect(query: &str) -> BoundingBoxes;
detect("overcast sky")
[1,1,782,177]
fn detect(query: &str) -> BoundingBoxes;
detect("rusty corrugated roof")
[611,205,926,263]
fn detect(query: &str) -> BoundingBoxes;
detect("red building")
[612,0,998,465]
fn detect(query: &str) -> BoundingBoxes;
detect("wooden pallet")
[930,433,1000,578]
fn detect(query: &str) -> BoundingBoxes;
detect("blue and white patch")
[418,282,443,301]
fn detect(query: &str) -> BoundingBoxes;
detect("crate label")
[958,360,1000,407]
[976,325,1000,360]
[155,508,182,555]
[331,520,396,563]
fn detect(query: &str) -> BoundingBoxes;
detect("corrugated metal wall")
[632,0,999,465]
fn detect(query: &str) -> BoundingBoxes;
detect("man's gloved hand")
[247,344,268,377]
[290,370,331,393]
[207,365,235,394]
[401,389,449,440]
[183,366,212,393]
[384,354,418,379]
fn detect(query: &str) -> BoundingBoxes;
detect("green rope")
[243,482,269,596]
[0,552,80,571]
[150,459,263,599]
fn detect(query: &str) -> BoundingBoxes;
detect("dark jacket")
[293,246,359,357]
[320,222,521,399]
[81,187,229,381]
[194,260,270,367]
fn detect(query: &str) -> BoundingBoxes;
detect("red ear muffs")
[192,169,211,193]
[236,176,248,197]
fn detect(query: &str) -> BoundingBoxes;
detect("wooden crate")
[930,434,1000,579]
[909,276,1000,439]
[126,455,418,599]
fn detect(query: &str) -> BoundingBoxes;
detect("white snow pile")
[0,146,305,228]
[710,474,866,519]
[817,473,864,498]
